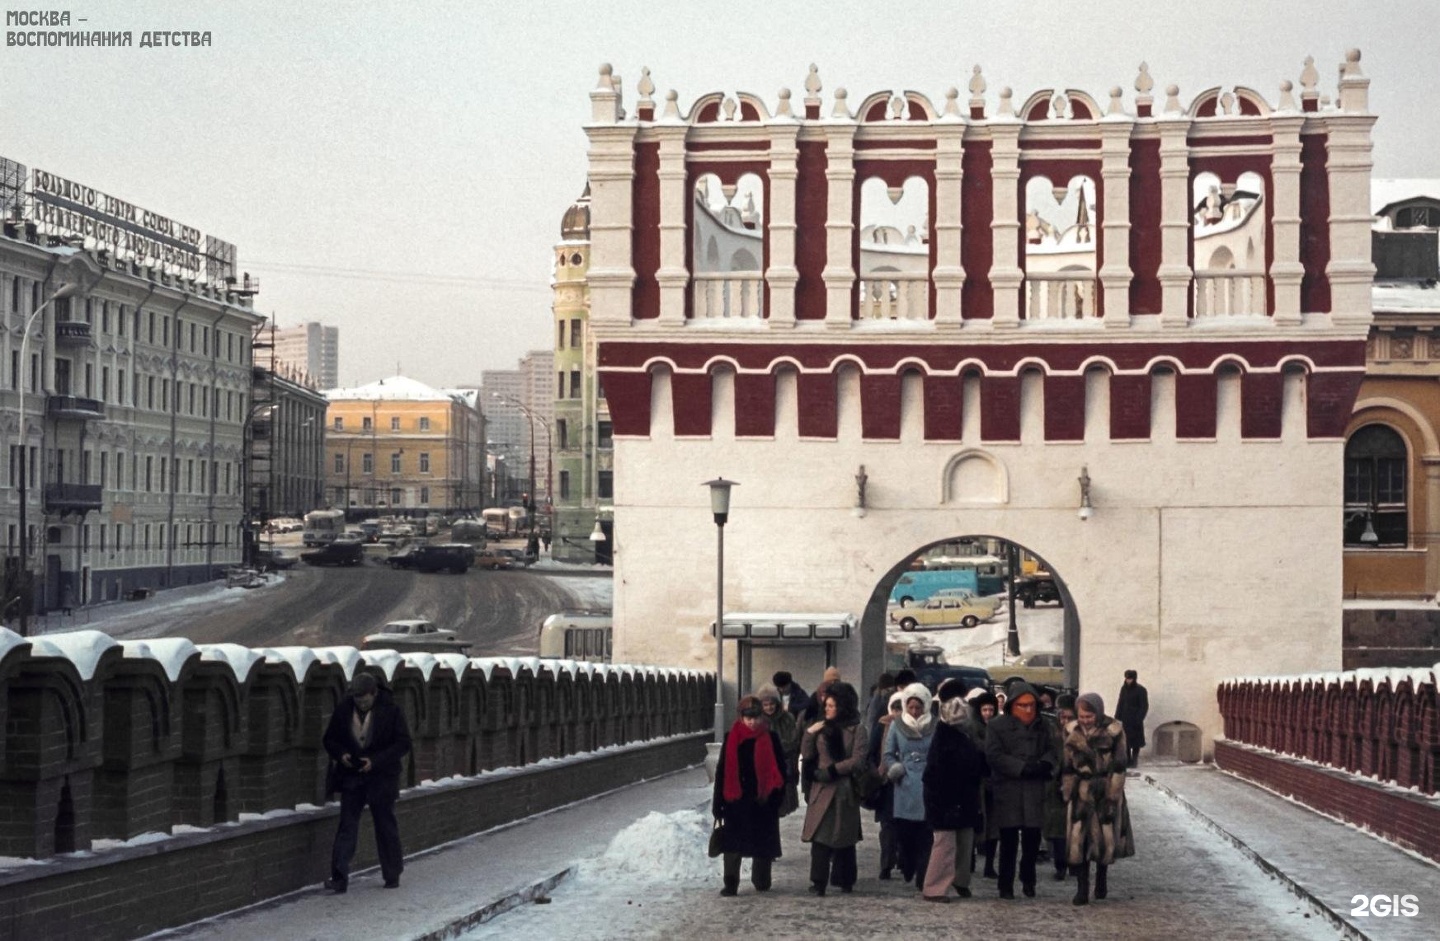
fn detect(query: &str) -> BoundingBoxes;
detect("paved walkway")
[146,762,1439,941]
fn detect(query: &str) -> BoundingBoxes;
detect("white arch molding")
[1351,397,1440,457]
[941,448,1009,505]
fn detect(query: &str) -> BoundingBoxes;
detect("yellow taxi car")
[892,594,1000,631]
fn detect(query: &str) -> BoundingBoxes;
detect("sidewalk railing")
[1216,666,1440,795]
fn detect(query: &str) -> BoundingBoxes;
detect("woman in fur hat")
[920,678,989,902]
[711,695,787,896]
[1062,691,1135,905]
[800,681,867,895]
[963,688,1000,879]
[883,682,936,890]
[984,682,1061,900]
[757,683,800,817]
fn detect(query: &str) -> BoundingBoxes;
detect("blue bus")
[888,569,979,607]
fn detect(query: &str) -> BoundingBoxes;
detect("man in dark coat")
[920,679,988,901]
[1114,669,1149,767]
[323,672,412,892]
[773,670,809,720]
[984,681,1060,900]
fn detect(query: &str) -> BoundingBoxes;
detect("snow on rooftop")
[120,638,199,682]
[1371,178,1440,216]
[1373,282,1440,312]
[197,643,262,683]
[27,630,118,679]
[325,375,459,403]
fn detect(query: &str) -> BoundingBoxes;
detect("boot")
[1071,863,1090,906]
[1094,863,1108,900]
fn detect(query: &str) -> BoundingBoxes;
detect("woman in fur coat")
[1062,691,1136,905]
[800,682,867,895]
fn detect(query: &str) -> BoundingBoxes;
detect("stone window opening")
[1344,424,1408,547]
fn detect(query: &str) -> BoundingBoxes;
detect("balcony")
[691,272,764,320]
[1193,269,1267,318]
[859,273,930,321]
[46,394,105,421]
[44,483,103,513]
[1024,272,1099,321]
[54,320,93,345]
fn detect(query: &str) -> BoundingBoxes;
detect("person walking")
[884,682,936,892]
[712,695,786,896]
[920,679,988,902]
[800,682,867,895]
[863,672,898,736]
[1114,670,1149,767]
[773,671,809,721]
[1043,693,1078,881]
[1062,692,1136,905]
[802,666,842,723]
[984,681,1059,900]
[323,672,412,892]
[757,683,801,817]
[964,688,1000,879]
[869,691,904,880]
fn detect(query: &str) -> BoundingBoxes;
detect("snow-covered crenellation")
[120,638,200,682]
[1223,663,1438,690]
[27,631,118,680]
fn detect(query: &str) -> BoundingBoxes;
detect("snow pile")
[27,631,118,679]
[576,808,714,885]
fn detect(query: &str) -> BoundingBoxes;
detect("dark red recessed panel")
[734,372,777,437]
[632,142,660,320]
[600,370,652,437]
[1240,372,1284,438]
[859,373,902,439]
[795,141,829,320]
[1175,373,1219,439]
[980,375,1021,441]
[1300,133,1332,314]
[671,372,713,436]
[1129,139,1163,314]
[1307,370,1365,438]
[1043,374,1085,441]
[1110,374,1152,439]
[961,141,994,318]
[797,372,838,438]
[923,375,962,441]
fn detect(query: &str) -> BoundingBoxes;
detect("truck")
[450,518,488,547]
[302,509,346,547]
[888,569,979,607]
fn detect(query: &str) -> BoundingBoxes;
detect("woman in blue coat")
[882,682,935,890]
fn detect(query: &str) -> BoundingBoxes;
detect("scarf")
[351,705,374,750]
[723,719,784,803]
[939,696,969,726]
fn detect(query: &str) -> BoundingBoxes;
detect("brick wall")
[1214,739,1440,865]
[0,733,707,941]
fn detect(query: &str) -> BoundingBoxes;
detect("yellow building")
[323,376,484,518]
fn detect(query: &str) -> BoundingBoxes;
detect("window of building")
[570,370,581,399]
[9,350,17,390]
[419,416,430,431]
[558,320,565,348]
[389,488,402,506]
[334,416,343,431]
[362,453,374,474]
[391,452,402,474]
[334,453,344,473]
[558,373,565,398]
[362,416,373,431]
[1345,424,1408,547]
[101,302,110,334]
[420,486,430,505]
[557,419,568,449]
[570,318,581,348]
[598,421,613,450]
[559,470,571,499]
[145,456,153,492]
[419,452,431,473]
[9,276,18,314]
[390,416,400,431]
[1398,206,1437,228]
[597,471,613,499]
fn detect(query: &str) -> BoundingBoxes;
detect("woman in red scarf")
[711,694,787,896]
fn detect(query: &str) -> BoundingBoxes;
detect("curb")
[412,867,573,941]
[1141,772,1368,941]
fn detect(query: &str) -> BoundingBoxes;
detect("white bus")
[302,509,346,546]
[538,610,612,662]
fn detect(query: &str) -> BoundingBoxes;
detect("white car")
[360,619,470,653]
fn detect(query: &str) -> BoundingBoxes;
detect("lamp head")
[703,478,736,525]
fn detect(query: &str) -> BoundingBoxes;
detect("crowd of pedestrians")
[710,666,1144,907]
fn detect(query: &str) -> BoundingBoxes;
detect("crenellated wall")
[0,628,712,860]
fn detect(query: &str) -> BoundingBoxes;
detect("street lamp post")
[493,394,549,552]
[704,478,736,748]
[15,281,82,636]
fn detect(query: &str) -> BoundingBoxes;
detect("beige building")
[323,376,484,518]
[269,321,338,391]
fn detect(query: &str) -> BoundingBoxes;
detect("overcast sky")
[7,1,1436,389]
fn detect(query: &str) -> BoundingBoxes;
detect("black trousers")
[331,780,403,885]
[1127,746,1141,767]
[1050,837,1067,875]
[997,826,1041,893]
[809,843,857,890]
[893,818,933,887]
[722,853,773,891]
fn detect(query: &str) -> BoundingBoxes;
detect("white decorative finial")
[943,86,961,118]
[805,64,822,103]
[637,67,655,105]
[997,86,1014,117]
[1220,91,1235,116]
[969,65,986,97]
[776,87,793,118]
[832,86,850,118]
[1108,86,1124,116]
[1343,48,1363,75]
[663,89,680,120]
[1278,79,1296,112]
[1135,62,1154,96]
[1300,55,1319,94]
[891,95,905,120]
[597,63,614,90]
[1164,83,1182,115]
[1338,48,1368,112]
[722,96,737,121]
[1051,92,1068,120]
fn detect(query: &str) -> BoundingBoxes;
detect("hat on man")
[349,672,378,696]
[773,671,794,687]
[1124,669,1138,680]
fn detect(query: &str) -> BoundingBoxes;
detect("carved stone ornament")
[1300,56,1319,94]
[637,67,655,105]
[1428,335,1440,359]
[969,64,986,97]
[805,64,822,102]
[1391,336,1414,359]
[1135,62,1154,96]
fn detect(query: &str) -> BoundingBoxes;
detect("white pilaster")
[1326,52,1376,327]
[988,124,1023,327]
[933,122,965,326]
[1156,116,1192,326]
[766,123,800,327]
[1099,118,1135,327]
[1269,115,1305,324]
[822,117,857,327]
[655,126,689,325]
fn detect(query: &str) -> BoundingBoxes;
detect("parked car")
[254,548,297,572]
[1015,575,1062,608]
[891,594,999,631]
[360,619,470,653]
[904,644,994,696]
[998,651,1067,690]
[501,547,537,568]
[412,543,475,574]
[300,539,365,566]
[474,548,515,570]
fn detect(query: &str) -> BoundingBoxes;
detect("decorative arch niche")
[941,449,1009,505]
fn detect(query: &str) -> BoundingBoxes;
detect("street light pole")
[15,281,81,637]
[704,478,736,746]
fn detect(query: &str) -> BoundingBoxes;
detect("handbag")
[852,764,885,806]
[707,818,724,858]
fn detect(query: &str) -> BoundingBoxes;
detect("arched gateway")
[583,53,1375,753]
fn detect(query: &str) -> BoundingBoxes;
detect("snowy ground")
[885,596,1064,672]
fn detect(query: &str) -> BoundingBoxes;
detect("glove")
[886,762,907,782]
[1020,759,1041,778]
[1036,760,1054,780]
[814,766,835,784]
